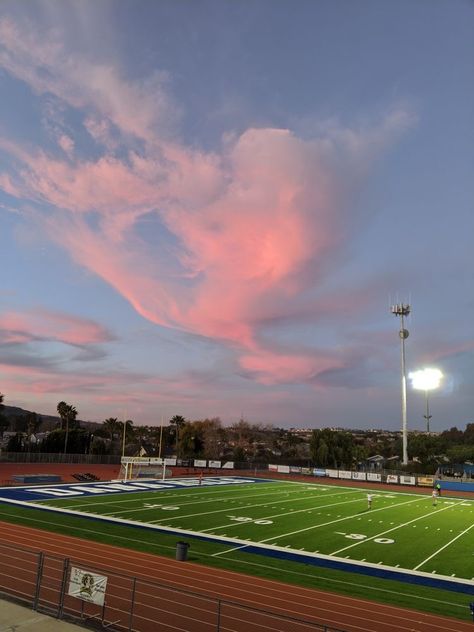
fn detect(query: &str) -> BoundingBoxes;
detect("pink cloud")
[0,309,113,346]
[0,17,414,386]
[0,17,177,142]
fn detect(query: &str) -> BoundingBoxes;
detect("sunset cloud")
[0,309,114,347]
[0,16,414,388]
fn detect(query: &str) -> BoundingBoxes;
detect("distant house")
[365,454,401,470]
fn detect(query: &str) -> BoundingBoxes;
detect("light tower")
[391,303,410,465]
[409,368,443,432]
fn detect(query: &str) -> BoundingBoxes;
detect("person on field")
[436,482,441,496]
[367,493,372,510]
[199,471,203,485]
[432,489,438,506]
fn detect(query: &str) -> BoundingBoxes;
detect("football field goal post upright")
[120,457,168,481]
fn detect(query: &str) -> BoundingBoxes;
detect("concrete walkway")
[0,600,86,631]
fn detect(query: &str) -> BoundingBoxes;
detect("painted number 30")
[345,533,394,544]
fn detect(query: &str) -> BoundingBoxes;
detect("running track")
[1,521,472,632]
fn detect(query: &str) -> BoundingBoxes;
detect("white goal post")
[119,457,170,481]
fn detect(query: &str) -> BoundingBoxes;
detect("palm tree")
[57,401,78,455]
[103,417,120,443]
[170,415,186,459]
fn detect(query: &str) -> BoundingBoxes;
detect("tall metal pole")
[391,303,410,465]
[424,390,432,433]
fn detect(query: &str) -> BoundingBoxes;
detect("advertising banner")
[290,466,302,473]
[222,461,234,469]
[194,460,207,468]
[208,460,221,468]
[400,475,416,485]
[352,472,367,481]
[386,474,399,484]
[268,464,278,471]
[68,567,107,606]
[277,465,290,473]
[367,473,382,482]
[417,476,435,487]
[313,468,327,476]
[326,469,338,478]
[339,470,352,479]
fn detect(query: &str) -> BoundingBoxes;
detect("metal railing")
[0,541,347,632]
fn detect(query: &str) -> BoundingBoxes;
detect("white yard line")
[48,482,293,509]
[203,495,365,532]
[330,500,465,555]
[46,481,331,511]
[258,497,422,543]
[148,490,362,524]
[97,487,352,517]
[413,522,474,570]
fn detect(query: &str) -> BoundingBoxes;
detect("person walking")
[367,493,372,510]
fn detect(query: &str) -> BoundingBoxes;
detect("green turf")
[1,479,473,622]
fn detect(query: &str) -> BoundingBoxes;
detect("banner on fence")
[301,467,313,475]
[268,464,278,471]
[386,474,399,484]
[326,469,338,478]
[164,458,176,466]
[208,460,221,468]
[277,465,290,474]
[367,473,382,482]
[222,461,234,469]
[68,567,108,605]
[339,470,352,479]
[194,459,207,468]
[417,476,434,487]
[400,475,416,485]
[352,472,367,481]
[313,468,327,476]
[290,466,302,473]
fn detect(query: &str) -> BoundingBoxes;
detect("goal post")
[119,457,170,481]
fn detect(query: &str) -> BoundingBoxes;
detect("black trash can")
[176,541,190,561]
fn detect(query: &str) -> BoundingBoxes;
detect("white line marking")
[257,497,422,543]
[413,522,474,570]
[330,500,465,556]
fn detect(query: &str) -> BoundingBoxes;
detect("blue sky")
[0,0,472,430]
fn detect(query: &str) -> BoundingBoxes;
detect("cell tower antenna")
[391,302,411,465]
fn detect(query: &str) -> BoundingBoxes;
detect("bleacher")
[71,472,100,482]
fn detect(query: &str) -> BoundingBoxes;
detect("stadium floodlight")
[409,368,443,433]
[391,303,410,465]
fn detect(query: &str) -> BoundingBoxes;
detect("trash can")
[176,541,190,561]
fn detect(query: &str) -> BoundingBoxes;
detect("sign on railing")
[68,567,108,606]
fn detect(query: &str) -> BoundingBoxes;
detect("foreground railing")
[0,541,347,632]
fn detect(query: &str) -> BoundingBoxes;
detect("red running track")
[0,520,472,632]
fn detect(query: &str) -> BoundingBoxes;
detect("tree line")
[1,392,473,470]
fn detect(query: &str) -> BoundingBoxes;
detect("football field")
[1,476,474,622]
[4,476,473,582]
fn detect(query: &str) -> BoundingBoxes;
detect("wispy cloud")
[0,16,414,388]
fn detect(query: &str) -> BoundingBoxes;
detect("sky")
[0,0,473,431]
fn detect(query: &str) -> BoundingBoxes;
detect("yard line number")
[335,532,394,544]
[228,515,273,525]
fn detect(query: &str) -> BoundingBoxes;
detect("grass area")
[1,478,473,621]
